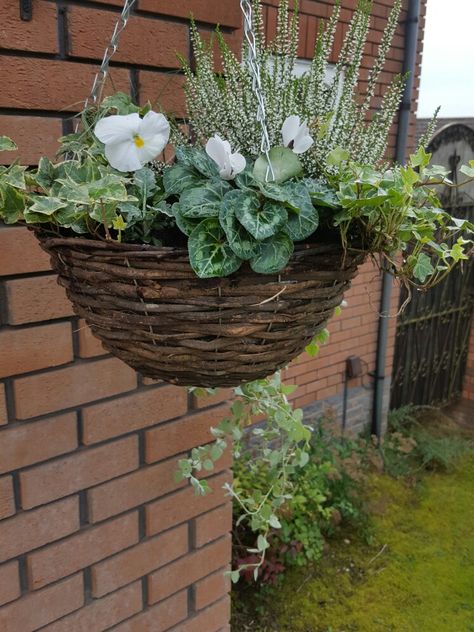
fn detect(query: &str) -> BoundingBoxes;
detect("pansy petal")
[281,115,301,147]
[229,152,246,176]
[136,135,168,164]
[139,111,170,142]
[105,140,142,172]
[206,135,229,170]
[94,113,140,144]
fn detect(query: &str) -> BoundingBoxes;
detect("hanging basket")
[36,232,364,387]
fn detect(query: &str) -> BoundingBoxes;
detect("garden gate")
[391,123,474,408]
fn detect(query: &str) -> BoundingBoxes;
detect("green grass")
[234,435,474,631]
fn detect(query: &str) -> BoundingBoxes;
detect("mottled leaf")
[29,197,68,215]
[219,190,260,260]
[283,182,319,241]
[188,218,242,278]
[180,180,230,219]
[163,163,204,195]
[250,231,294,274]
[235,194,287,241]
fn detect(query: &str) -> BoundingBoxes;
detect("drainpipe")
[371,0,421,437]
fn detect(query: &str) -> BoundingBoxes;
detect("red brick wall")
[463,319,474,401]
[0,1,425,629]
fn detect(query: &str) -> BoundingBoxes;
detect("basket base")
[36,234,364,387]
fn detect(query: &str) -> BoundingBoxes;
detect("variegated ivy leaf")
[29,197,68,215]
[180,180,231,219]
[250,231,294,274]
[219,190,259,260]
[3,165,27,190]
[0,185,25,224]
[188,218,242,278]
[235,193,287,241]
[0,136,17,151]
[412,252,434,283]
[283,182,319,241]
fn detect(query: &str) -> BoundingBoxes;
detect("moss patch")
[242,455,474,632]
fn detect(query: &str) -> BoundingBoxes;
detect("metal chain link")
[240,0,274,181]
[83,0,137,111]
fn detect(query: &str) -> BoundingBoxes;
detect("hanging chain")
[240,0,274,181]
[82,0,137,112]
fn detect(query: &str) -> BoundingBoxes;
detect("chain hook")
[240,0,275,182]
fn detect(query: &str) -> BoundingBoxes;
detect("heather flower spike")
[281,116,314,155]
[205,134,246,180]
[94,111,170,172]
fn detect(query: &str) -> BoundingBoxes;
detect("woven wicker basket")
[36,233,364,387]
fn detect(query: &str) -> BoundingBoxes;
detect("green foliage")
[253,147,303,184]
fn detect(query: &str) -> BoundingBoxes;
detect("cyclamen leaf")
[188,218,242,278]
[163,164,204,195]
[284,182,319,241]
[219,190,260,260]
[302,178,339,208]
[175,146,219,179]
[180,181,230,219]
[172,203,200,237]
[235,195,287,241]
[133,167,157,199]
[253,147,303,184]
[250,231,294,274]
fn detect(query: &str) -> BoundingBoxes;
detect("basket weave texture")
[36,234,364,387]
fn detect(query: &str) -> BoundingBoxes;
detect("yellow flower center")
[133,135,145,148]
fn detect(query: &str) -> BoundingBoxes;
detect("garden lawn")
[244,453,474,631]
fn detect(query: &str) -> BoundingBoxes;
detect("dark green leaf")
[180,181,230,219]
[257,181,288,202]
[284,182,319,241]
[250,231,294,274]
[302,178,339,208]
[235,164,256,190]
[188,218,242,278]
[172,202,200,236]
[219,190,260,260]
[253,147,303,184]
[163,164,204,195]
[133,167,157,199]
[235,194,287,241]
[175,146,219,179]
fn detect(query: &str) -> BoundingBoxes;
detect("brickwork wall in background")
[0,1,425,629]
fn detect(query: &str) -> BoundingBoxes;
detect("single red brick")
[0,574,83,632]
[168,597,230,632]
[76,319,107,358]
[0,116,62,166]
[44,581,143,632]
[4,275,73,325]
[138,0,242,28]
[139,71,186,117]
[0,384,7,426]
[145,404,230,463]
[0,0,58,53]
[69,7,187,68]
[148,535,230,604]
[19,436,138,509]
[194,504,232,548]
[88,456,185,523]
[0,496,79,562]
[27,512,139,589]
[91,524,188,597]
[195,569,231,611]
[81,384,187,444]
[0,323,73,378]
[113,589,188,632]
[0,413,77,474]
[0,476,15,519]
[13,357,137,419]
[0,226,51,276]
[0,58,131,112]
[146,470,231,536]
[0,561,20,607]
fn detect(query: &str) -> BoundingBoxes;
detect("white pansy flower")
[205,134,246,180]
[94,111,170,172]
[281,115,314,155]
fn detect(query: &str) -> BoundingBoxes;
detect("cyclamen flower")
[205,135,246,180]
[94,111,170,172]
[281,115,314,155]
